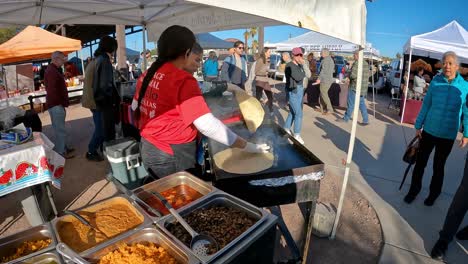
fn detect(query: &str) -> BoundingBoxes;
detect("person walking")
[339,50,370,125]
[93,36,120,142]
[284,47,306,145]
[317,48,335,114]
[430,154,468,260]
[254,48,274,115]
[221,41,248,89]
[44,51,74,159]
[404,51,468,206]
[82,51,104,162]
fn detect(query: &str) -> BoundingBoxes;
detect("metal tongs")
[56,242,90,264]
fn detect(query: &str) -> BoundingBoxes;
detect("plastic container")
[104,137,148,190]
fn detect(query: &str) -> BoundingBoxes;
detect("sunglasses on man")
[237,46,244,50]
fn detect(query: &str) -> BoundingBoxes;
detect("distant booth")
[0,26,82,110]
[400,20,468,124]
[268,31,381,110]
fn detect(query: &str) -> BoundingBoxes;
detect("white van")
[386,58,403,88]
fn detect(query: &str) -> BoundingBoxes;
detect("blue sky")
[81,0,467,59]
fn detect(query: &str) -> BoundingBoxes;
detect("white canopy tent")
[0,0,365,45]
[268,30,380,118]
[0,0,368,244]
[268,30,380,57]
[400,20,468,123]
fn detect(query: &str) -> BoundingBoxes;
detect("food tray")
[156,191,268,263]
[19,250,63,264]
[0,223,57,264]
[132,171,214,218]
[51,195,152,256]
[84,227,199,264]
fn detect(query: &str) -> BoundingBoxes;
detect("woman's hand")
[415,129,422,138]
[459,137,468,148]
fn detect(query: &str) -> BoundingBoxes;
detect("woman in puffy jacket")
[404,51,468,206]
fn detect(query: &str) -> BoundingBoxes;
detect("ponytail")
[134,58,167,122]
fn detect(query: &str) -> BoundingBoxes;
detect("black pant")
[101,106,117,142]
[255,85,273,112]
[140,137,196,179]
[439,155,468,242]
[409,131,454,197]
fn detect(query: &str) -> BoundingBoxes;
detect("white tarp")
[268,30,380,57]
[403,20,468,64]
[0,0,365,45]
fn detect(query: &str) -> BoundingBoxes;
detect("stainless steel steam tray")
[0,223,57,264]
[132,171,215,218]
[156,191,269,263]
[83,227,200,264]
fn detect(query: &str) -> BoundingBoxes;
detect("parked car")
[386,58,403,88]
[268,53,282,77]
[333,55,346,78]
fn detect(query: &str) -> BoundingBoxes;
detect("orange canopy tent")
[0,26,81,64]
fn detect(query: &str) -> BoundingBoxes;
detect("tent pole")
[142,25,147,71]
[89,45,93,58]
[371,53,375,118]
[79,50,85,78]
[400,49,412,123]
[331,48,364,239]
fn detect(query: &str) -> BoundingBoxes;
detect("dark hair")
[134,25,196,122]
[417,66,424,73]
[98,36,117,54]
[259,47,270,64]
[191,42,203,55]
[233,41,244,48]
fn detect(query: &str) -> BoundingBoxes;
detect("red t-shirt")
[134,62,210,155]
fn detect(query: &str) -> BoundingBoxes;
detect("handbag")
[399,136,420,190]
[403,136,420,164]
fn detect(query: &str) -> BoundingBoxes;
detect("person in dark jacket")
[404,51,468,206]
[82,50,104,161]
[44,51,74,158]
[283,47,306,145]
[93,36,120,142]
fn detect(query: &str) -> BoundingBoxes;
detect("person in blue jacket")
[203,51,219,81]
[404,51,468,206]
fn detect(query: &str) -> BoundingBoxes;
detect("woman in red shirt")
[133,25,270,178]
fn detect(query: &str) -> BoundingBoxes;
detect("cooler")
[104,137,148,190]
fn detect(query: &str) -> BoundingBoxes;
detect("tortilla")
[235,90,264,133]
[213,148,274,174]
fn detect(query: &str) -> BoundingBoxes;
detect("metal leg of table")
[269,206,302,262]
[21,183,58,226]
[302,200,317,264]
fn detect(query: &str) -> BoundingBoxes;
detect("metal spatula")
[151,191,218,256]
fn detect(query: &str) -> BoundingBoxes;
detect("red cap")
[292,47,303,56]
